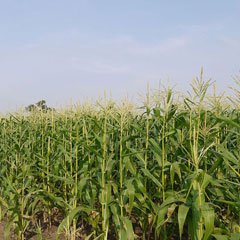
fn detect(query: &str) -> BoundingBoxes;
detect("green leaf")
[149,138,162,156]
[170,162,182,186]
[212,234,229,240]
[231,233,240,240]
[78,177,89,199]
[57,206,92,239]
[121,216,134,240]
[201,173,212,191]
[141,168,163,189]
[110,203,122,238]
[126,181,135,214]
[156,205,169,229]
[178,204,190,240]
[202,204,215,240]
[125,158,136,176]
[216,116,240,129]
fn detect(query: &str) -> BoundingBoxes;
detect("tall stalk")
[101,92,108,237]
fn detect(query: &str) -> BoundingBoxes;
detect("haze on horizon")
[0,0,240,112]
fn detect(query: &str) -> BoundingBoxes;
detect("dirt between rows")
[0,219,65,240]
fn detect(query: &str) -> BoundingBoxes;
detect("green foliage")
[0,73,240,239]
[25,100,55,112]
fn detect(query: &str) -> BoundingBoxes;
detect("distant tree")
[36,100,46,108]
[26,100,55,113]
[25,104,37,112]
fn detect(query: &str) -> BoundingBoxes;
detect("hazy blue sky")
[1,0,240,111]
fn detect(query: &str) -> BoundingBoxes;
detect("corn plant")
[0,71,240,239]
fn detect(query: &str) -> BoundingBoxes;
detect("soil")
[0,214,186,240]
[0,219,7,240]
[0,218,65,240]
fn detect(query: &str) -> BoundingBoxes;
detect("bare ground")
[0,218,66,240]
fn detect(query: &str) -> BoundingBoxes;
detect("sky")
[0,0,240,112]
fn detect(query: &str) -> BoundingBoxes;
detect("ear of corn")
[0,71,240,239]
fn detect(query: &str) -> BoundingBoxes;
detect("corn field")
[0,73,240,240]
